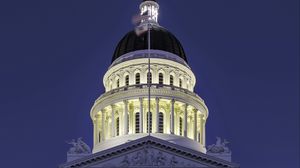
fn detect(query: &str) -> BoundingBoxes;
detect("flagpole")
[147,21,151,136]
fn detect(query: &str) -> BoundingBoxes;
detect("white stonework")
[61,136,239,168]
[62,0,239,167]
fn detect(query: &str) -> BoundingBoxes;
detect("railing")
[97,84,204,102]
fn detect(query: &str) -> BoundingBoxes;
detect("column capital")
[139,97,143,101]
[155,97,160,101]
[184,103,188,109]
[171,98,175,103]
[111,104,117,110]
[193,108,198,113]
[95,113,101,118]
[199,113,205,119]
[123,100,128,105]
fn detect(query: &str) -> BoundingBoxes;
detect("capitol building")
[60,0,239,167]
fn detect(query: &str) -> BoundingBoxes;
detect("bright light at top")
[140,2,159,23]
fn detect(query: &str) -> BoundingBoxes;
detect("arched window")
[116,79,120,88]
[146,112,152,133]
[125,75,129,86]
[179,79,183,88]
[147,72,152,84]
[135,73,140,85]
[170,75,174,86]
[135,112,140,133]
[159,73,164,85]
[116,117,120,136]
[179,117,183,136]
[158,112,164,133]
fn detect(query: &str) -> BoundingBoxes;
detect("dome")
[112,26,187,63]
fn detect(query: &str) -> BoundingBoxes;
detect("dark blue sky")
[0,0,298,167]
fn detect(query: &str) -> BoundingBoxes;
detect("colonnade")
[93,97,206,146]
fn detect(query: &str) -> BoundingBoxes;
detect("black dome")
[112,26,187,63]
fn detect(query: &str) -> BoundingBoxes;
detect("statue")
[132,151,143,165]
[120,155,130,167]
[66,137,91,154]
[156,151,167,166]
[170,156,178,166]
[207,137,231,154]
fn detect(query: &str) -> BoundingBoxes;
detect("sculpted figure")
[207,137,231,153]
[170,156,178,166]
[67,139,78,154]
[156,151,166,166]
[66,137,91,154]
[77,137,91,154]
[132,151,143,165]
[120,155,130,167]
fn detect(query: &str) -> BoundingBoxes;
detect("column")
[111,105,115,137]
[203,118,206,146]
[184,103,188,137]
[155,97,159,133]
[170,99,175,134]
[93,120,97,145]
[193,109,197,141]
[123,100,128,135]
[101,110,105,141]
[200,114,204,145]
[139,98,144,133]
[94,113,100,145]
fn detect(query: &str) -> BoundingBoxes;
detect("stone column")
[111,105,115,137]
[193,109,198,141]
[200,114,204,145]
[101,110,105,141]
[155,97,160,133]
[123,100,128,135]
[203,118,206,146]
[170,99,175,134]
[93,120,97,145]
[139,98,144,133]
[94,113,101,145]
[184,103,188,137]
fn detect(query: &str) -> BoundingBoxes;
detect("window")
[135,112,140,133]
[179,117,183,136]
[135,73,140,84]
[170,75,174,86]
[125,75,129,86]
[116,117,120,136]
[179,79,182,88]
[158,112,164,133]
[116,79,120,88]
[146,112,152,133]
[147,72,152,84]
[159,73,164,84]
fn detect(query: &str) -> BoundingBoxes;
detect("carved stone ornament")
[207,137,231,154]
[115,147,188,167]
[66,137,91,154]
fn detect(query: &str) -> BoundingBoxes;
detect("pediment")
[60,136,239,168]
[90,146,208,168]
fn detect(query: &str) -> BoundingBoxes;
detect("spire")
[140,0,159,24]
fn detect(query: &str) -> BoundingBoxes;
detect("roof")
[112,26,187,63]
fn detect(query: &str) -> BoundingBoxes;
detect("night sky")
[0,0,299,167]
